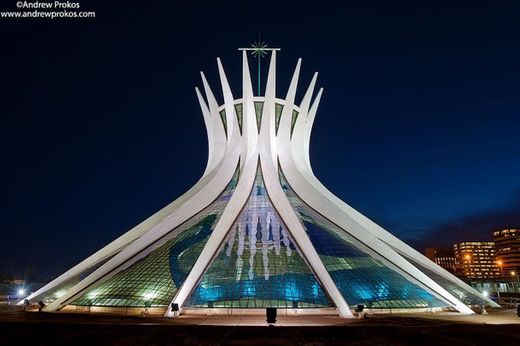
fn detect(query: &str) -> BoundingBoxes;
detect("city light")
[497,260,504,276]
[512,271,516,276]
[482,291,489,297]
[17,288,26,296]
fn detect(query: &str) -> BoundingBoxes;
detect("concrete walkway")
[168,309,520,326]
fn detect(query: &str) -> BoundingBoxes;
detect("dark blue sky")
[1,0,519,280]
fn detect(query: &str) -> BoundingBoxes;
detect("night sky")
[1,0,519,281]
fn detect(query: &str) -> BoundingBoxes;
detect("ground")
[1,305,519,345]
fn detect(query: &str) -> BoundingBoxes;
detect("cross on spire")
[239,41,280,95]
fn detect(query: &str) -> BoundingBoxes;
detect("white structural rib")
[199,71,227,176]
[240,50,258,166]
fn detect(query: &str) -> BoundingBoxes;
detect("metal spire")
[239,40,280,95]
[251,41,267,94]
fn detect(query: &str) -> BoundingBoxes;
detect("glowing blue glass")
[186,165,332,308]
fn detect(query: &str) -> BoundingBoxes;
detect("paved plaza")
[1,305,519,345]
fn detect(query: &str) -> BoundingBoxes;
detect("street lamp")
[497,260,504,277]
[495,259,504,303]
[464,254,471,277]
[511,271,520,294]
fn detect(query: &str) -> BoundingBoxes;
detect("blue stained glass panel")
[186,165,333,308]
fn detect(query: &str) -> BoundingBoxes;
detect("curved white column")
[199,71,226,175]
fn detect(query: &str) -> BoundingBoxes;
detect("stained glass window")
[186,165,332,309]
[254,101,263,133]
[290,110,299,137]
[70,166,240,308]
[234,103,243,134]
[219,109,227,136]
[278,168,450,310]
[274,103,284,134]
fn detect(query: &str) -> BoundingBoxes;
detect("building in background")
[425,247,456,273]
[493,228,520,278]
[453,242,500,279]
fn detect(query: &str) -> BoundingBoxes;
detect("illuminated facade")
[493,228,520,277]
[454,242,500,279]
[22,49,497,317]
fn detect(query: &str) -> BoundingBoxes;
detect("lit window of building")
[453,242,500,279]
[493,228,520,277]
